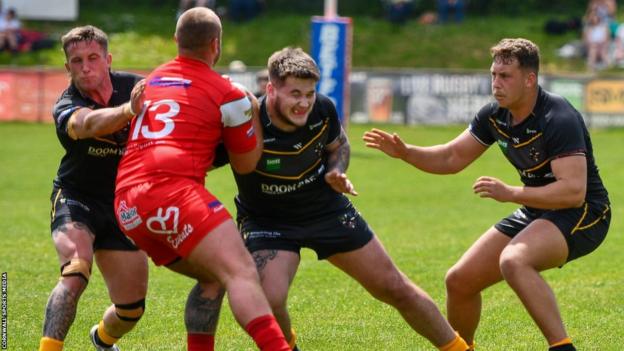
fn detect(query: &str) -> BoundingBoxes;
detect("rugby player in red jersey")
[114,7,289,351]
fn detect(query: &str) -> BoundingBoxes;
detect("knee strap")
[115,299,145,322]
[60,258,91,282]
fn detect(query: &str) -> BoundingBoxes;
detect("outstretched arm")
[363,128,487,174]
[68,79,145,140]
[325,128,358,196]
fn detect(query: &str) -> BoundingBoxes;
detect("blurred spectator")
[437,0,465,24]
[583,9,611,70]
[586,0,616,22]
[177,0,216,18]
[254,69,268,97]
[0,8,21,53]
[228,59,247,72]
[612,23,624,66]
[228,0,264,22]
[383,0,414,25]
[586,0,618,36]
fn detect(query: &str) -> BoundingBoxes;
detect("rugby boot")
[90,324,120,351]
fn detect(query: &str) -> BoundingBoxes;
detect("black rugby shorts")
[495,200,610,262]
[50,186,137,251]
[239,205,374,260]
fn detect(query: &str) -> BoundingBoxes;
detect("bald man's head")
[175,7,222,53]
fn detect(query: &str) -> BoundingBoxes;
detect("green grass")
[3,7,597,74]
[1,122,623,350]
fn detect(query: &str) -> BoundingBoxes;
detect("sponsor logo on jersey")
[88,146,124,157]
[512,137,520,144]
[497,140,508,149]
[149,76,192,88]
[314,142,324,156]
[117,200,142,231]
[208,200,224,212]
[263,137,276,144]
[266,158,281,171]
[260,167,322,195]
[293,142,303,150]
[529,147,540,162]
[519,170,538,178]
[526,128,537,134]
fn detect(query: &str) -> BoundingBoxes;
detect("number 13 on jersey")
[131,99,180,140]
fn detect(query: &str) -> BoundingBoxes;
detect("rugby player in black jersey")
[218,47,469,351]
[364,38,610,351]
[39,26,148,351]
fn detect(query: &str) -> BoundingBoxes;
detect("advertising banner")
[585,80,624,114]
[310,16,352,125]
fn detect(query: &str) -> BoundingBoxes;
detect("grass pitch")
[0,122,622,350]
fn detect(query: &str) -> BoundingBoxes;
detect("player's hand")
[130,79,146,116]
[473,176,515,203]
[362,128,408,159]
[325,170,358,196]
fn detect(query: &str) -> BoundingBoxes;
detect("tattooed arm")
[324,128,358,196]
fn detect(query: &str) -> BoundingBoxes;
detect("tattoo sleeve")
[42,283,80,340]
[184,284,225,334]
[327,129,350,173]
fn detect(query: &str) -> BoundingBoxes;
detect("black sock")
[549,343,576,351]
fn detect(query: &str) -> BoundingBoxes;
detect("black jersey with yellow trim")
[234,94,351,222]
[469,86,608,202]
[52,71,142,199]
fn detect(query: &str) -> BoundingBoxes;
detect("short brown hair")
[490,38,540,74]
[175,7,221,52]
[61,25,108,58]
[268,47,320,86]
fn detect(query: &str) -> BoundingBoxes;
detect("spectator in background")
[612,22,624,66]
[383,0,414,25]
[228,0,264,22]
[437,0,465,24]
[178,0,216,18]
[586,0,617,24]
[583,9,611,70]
[254,69,268,98]
[0,8,21,53]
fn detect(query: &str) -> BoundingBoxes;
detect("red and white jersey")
[116,56,256,192]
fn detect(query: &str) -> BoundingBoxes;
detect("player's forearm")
[509,180,586,209]
[78,103,133,138]
[402,144,465,175]
[327,139,351,174]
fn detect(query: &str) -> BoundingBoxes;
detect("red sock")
[245,315,290,351]
[187,333,215,351]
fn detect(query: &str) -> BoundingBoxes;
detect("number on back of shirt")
[131,99,180,140]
